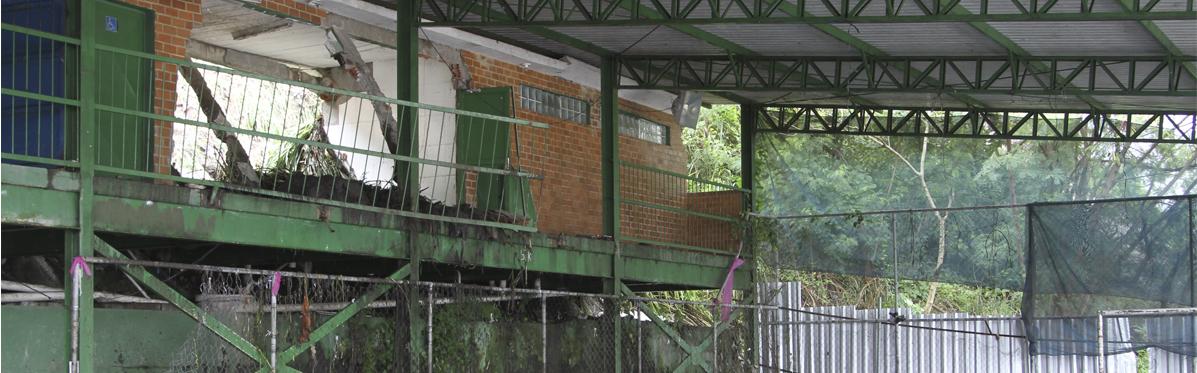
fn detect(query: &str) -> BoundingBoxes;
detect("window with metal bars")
[519,85,590,124]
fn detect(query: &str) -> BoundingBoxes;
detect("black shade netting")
[760,207,1026,290]
[1022,196,1196,356]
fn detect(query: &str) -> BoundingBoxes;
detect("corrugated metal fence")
[757,283,1196,373]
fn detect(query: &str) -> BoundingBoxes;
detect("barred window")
[619,111,670,145]
[520,85,590,124]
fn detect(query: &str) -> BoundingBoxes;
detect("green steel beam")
[1,166,748,289]
[756,105,1197,143]
[420,0,1197,26]
[674,307,745,372]
[923,0,1112,110]
[616,55,1197,99]
[92,238,272,367]
[767,2,991,109]
[1113,0,1197,80]
[433,0,757,104]
[610,1,880,106]
[264,265,411,371]
[619,284,713,373]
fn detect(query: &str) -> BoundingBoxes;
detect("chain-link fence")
[40,256,1197,372]
[70,257,772,372]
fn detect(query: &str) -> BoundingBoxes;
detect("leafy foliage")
[683,105,742,187]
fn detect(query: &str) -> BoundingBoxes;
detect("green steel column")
[407,233,424,372]
[600,55,623,372]
[68,0,98,370]
[740,103,760,368]
[397,3,425,369]
[396,0,420,209]
[739,104,756,207]
[601,57,620,238]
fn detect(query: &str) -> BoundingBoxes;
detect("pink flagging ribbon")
[271,272,283,297]
[718,256,746,322]
[69,256,92,276]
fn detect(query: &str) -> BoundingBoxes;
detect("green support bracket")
[259,265,411,372]
[619,284,713,373]
[92,238,272,368]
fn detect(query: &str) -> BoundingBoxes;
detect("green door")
[93,0,153,171]
[456,87,511,212]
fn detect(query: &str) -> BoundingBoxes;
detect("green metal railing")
[1,24,549,231]
[618,160,749,254]
[1,24,81,167]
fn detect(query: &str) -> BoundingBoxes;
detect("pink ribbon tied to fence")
[718,256,745,322]
[69,256,92,276]
[271,272,283,297]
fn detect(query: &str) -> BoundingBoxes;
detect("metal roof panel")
[829,23,1009,56]
[985,21,1169,56]
[696,24,860,56]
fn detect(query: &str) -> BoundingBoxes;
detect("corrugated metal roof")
[828,23,1008,56]
[1153,20,1197,56]
[465,27,601,64]
[194,0,1195,112]
[552,26,727,55]
[696,24,860,56]
[1098,96,1197,111]
[984,21,1167,56]
[967,93,1092,111]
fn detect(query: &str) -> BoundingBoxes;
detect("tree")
[743,108,1196,313]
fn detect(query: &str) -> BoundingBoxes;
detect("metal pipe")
[69,266,81,373]
[271,288,278,373]
[1097,312,1106,373]
[231,293,569,313]
[713,317,720,373]
[1,280,165,304]
[1,292,165,304]
[426,283,433,373]
[538,279,546,373]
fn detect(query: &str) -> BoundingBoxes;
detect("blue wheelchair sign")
[105,16,118,32]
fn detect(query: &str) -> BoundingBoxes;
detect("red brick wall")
[683,191,745,251]
[127,0,739,248]
[462,51,687,237]
[119,0,201,175]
